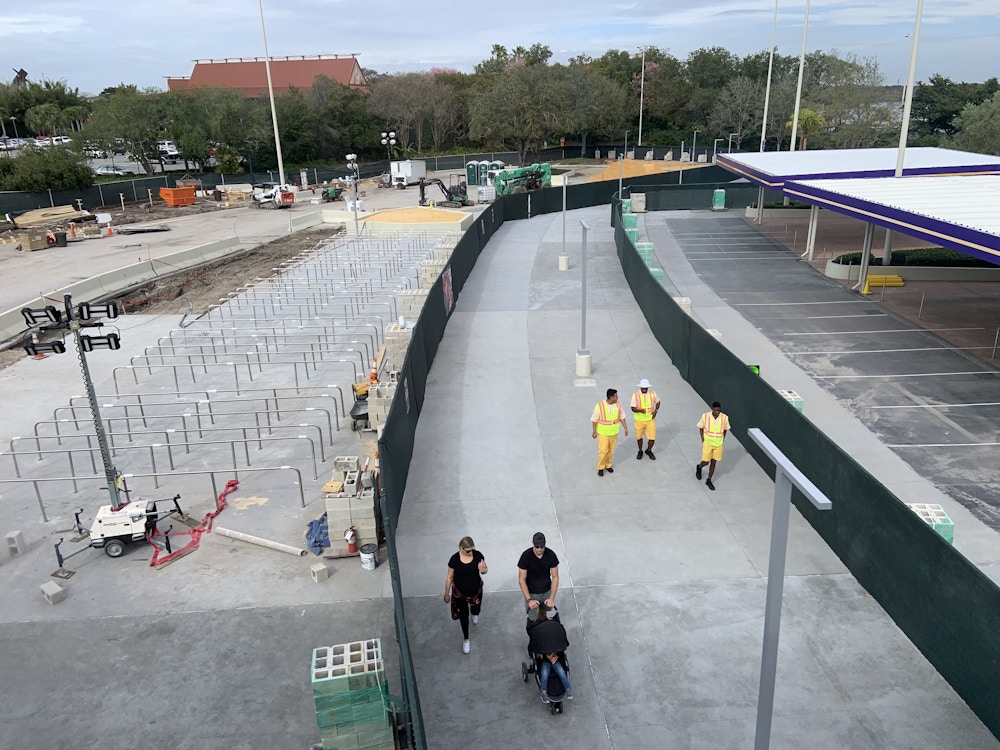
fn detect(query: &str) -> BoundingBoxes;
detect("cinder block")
[778,389,804,412]
[41,580,66,605]
[6,530,25,556]
[673,297,692,314]
[334,456,360,472]
[311,563,330,582]
[325,496,352,513]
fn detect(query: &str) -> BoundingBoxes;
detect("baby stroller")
[521,613,571,714]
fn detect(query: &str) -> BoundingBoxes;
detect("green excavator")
[418,177,474,207]
[494,163,552,196]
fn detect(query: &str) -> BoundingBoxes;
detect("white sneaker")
[472,615,479,625]
[462,640,470,654]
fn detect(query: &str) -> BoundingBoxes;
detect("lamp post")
[637,46,646,147]
[713,138,724,163]
[760,0,779,152]
[346,153,360,235]
[729,132,738,153]
[789,0,812,152]
[10,116,19,143]
[692,129,699,164]
[21,296,124,509]
[380,131,396,165]
[258,0,286,185]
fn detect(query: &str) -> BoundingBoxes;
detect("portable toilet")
[465,161,479,186]
[478,161,490,185]
[487,160,506,184]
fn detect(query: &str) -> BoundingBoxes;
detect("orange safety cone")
[369,358,378,382]
[373,451,380,474]
[106,224,114,237]
[67,222,76,240]
[30,332,47,360]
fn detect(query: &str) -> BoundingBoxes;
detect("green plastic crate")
[621,199,632,213]
[906,503,955,544]
[625,227,639,243]
[621,213,638,229]
[650,267,664,285]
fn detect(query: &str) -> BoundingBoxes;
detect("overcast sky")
[3,1,998,96]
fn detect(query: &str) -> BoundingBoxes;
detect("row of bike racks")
[2,231,442,515]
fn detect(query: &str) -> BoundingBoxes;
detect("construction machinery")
[250,182,296,209]
[51,494,188,573]
[418,176,474,208]
[494,163,552,196]
[319,184,344,202]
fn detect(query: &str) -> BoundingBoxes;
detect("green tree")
[949,91,1000,155]
[0,143,93,191]
[710,76,764,151]
[911,74,1000,145]
[786,108,825,150]
[83,85,165,175]
[475,43,552,76]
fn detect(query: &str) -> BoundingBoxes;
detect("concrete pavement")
[395,205,999,749]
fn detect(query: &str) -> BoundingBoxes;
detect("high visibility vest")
[702,413,726,447]
[596,401,621,436]
[633,390,657,422]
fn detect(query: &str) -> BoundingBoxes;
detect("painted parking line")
[732,300,868,306]
[812,371,995,379]
[805,314,888,319]
[887,442,1000,448]
[869,401,1000,410]
[794,346,997,355]
[783,327,984,336]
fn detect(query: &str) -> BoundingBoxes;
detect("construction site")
[1,153,998,750]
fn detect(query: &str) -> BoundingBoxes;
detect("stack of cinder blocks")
[367,382,397,430]
[382,324,413,374]
[419,257,447,289]
[397,289,429,322]
[906,503,955,544]
[325,456,380,556]
[778,389,803,412]
[313,639,395,750]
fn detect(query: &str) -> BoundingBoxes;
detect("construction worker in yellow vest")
[591,388,628,477]
[630,378,660,461]
[696,401,731,491]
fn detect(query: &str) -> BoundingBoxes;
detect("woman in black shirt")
[444,536,488,654]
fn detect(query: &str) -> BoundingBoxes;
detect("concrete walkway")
[396,205,999,749]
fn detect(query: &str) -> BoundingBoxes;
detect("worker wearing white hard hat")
[630,378,660,460]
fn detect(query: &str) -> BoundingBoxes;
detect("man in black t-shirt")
[517,531,560,622]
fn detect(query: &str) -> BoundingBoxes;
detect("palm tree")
[786,108,825,150]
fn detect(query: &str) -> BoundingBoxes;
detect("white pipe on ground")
[214,526,308,557]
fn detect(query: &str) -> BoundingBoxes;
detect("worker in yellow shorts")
[591,388,628,477]
[630,378,660,460]
[696,401,731,491]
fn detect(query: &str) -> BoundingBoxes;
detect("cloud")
[0,14,85,36]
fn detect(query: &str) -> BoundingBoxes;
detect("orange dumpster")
[159,186,196,207]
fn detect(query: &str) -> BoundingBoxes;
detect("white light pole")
[789,0,811,152]
[638,46,646,147]
[346,153,359,235]
[760,0,779,152]
[576,221,591,377]
[729,132,738,152]
[381,131,396,164]
[258,0,286,186]
[692,129,699,164]
[713,138,724,163]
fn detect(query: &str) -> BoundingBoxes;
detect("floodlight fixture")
[24,341,66,356]
[79,333,121,352]
[21,306,62,326]
[76,302,119,321]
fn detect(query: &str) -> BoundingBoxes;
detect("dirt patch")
[0,225,344,371]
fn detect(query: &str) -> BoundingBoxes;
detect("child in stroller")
[522,609,572,713]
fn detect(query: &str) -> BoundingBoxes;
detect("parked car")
[94,165,133,176]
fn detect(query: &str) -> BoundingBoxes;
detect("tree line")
[0,43,997,192]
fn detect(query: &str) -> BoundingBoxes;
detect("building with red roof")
[166,54,367,96]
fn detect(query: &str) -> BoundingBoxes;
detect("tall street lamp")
[258,0,286,185]
[637,46,646,147]
[346,153,360,235]
[760,0,779,152]
[10,116,19,142]
[789,0,812,152]
[381,131,396,164]
[692,129,700,164]
[713,138,724,163]
[729,132,738,152]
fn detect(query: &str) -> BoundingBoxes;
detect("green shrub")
[832,247,997,268]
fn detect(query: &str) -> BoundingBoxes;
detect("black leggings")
[451,587,482,639]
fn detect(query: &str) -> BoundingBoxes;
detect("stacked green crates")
[621,213,638,229]
[906,503,955,544]
[636,242,654,266]
[621,199,632,214]
[625,227,639,244]
[312,639,395,750]
[650,268,665,285]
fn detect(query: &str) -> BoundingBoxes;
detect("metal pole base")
[575,352,592,377]
[558,254,569,271]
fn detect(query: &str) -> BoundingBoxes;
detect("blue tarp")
[306,513,330,556]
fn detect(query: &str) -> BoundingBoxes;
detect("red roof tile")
[167,55,367,96]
